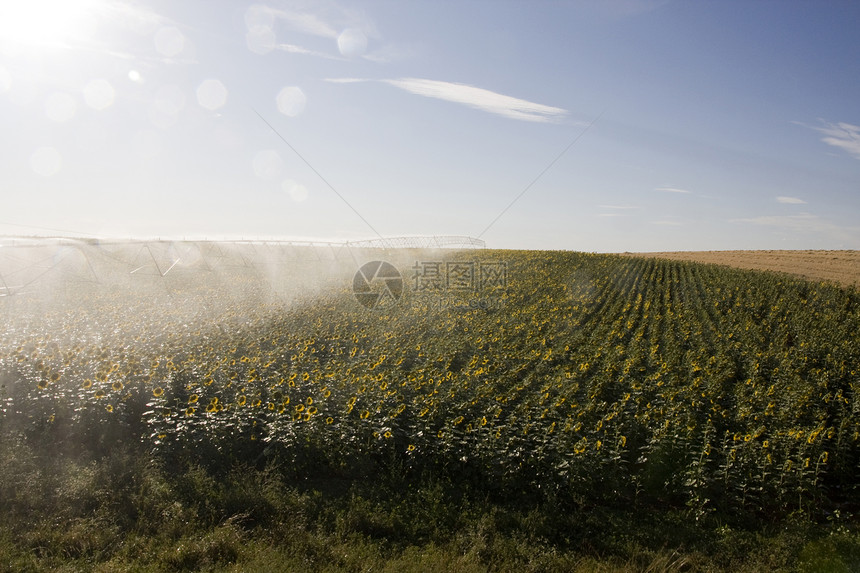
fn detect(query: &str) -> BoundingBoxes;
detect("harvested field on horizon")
[623,250,860,288]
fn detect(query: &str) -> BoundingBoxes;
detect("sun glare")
[0,0,100,51]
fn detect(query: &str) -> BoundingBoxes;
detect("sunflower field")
[1,246,860,570]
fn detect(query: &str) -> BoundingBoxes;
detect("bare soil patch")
[622,250,860,288]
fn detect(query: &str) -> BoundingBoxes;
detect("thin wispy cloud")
[277,43,344,60]
[655,187,692,194]
[776,196,807,204]
[598,204,639,210]
[382,78,569,123]
[362,44,415,64]
[817,122,860,160]
[798,120,860,161]
[247,4,339,39]
[597,204,638,217]
[327,77,568,123]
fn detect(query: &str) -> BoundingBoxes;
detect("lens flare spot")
[244,5,277,53]
[244,4,274,30]
[154,26,185,58]
[246,25,276,55]
[337,28,367,58]
[276,86,306,117]
[196,79,228,111]
[282,179,308,202]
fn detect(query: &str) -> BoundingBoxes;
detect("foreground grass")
[1,438,858,572]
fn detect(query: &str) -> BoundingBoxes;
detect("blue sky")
[1,0,859,251]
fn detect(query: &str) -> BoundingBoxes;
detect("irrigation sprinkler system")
[0,236,486,295]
